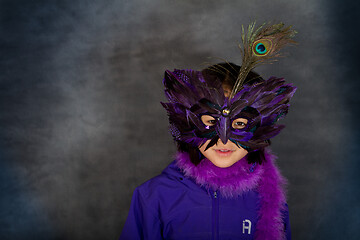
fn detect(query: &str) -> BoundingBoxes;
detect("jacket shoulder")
[136,161,187,200]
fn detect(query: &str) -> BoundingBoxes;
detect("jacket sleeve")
[283,203,291,240]
[119,187,163,240]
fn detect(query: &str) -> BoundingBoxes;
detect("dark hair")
[201,62,264,89]
[176,62,268,165]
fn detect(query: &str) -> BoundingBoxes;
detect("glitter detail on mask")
[222,108,230,116]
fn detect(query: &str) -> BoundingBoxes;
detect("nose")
[217,137,231,146]
[218,135,228,145]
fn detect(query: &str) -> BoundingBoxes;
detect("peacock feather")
[229,22,297,99]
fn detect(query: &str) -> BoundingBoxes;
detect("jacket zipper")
[212,190,219,240]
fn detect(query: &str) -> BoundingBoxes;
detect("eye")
[201,115,217,126]
[232,118,248,129]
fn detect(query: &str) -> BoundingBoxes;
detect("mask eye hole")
[232,118,248,129]
[201,115,217,126]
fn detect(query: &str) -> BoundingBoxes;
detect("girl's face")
[198,138,248,168]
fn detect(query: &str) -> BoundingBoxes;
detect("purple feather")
[162,69,296,151]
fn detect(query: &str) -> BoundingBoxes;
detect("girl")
[120,22,296,240]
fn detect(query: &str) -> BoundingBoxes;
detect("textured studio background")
[1,0,359,239]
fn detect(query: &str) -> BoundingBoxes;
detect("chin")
[210,158,240,168]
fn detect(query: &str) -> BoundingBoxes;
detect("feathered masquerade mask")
[161,22,297,151]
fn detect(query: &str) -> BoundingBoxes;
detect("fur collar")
[175,149,287,240]
[175,152,263,198]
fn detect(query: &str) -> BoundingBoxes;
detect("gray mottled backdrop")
[1,0,359,239]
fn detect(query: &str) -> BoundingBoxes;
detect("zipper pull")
[213,191,217,198]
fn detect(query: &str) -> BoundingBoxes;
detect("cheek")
[234,148,248,159]
[198,140,211,154]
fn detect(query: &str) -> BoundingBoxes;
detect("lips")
[216,149,233,152]
[214,149,235,156]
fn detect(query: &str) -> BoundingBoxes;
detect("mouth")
[214,149,235,156]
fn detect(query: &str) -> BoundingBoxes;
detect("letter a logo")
[242,219,252,234]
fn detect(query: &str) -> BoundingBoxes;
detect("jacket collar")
[174,149,288,240]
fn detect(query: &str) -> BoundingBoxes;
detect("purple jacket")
[120,160,291,240]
